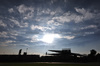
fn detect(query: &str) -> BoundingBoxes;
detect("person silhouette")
[46,52,47,55]
[18,49,22,55]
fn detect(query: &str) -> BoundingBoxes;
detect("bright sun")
[42,34,54,43]
[41,34,60,44]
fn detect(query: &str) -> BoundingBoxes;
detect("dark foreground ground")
[0,62,100,66]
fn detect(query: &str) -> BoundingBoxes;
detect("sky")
[0,0,100,55]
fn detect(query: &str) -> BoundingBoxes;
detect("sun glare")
[42,34,54,43]
[41,34,60,44]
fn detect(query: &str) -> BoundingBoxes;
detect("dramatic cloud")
[17,4,34,20]
[4,40,16,44]
[0,31,8,38]
[9,17,28,28]
[31,35,39,42]
[75,8,95,22]
[0,20,7,27]
[0,40,16,47]
[8,8,14,13]
[81,25,97,30]
[52,8,96,23]
[57,35,75,40]
[31,25,54,31]
[63,36,75,40]
[0,0,100,54]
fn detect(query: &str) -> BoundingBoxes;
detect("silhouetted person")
[23,52,27,55]
[46,52,47,56]
[18,49,22,55]
[90,49,97,56]
[88,49,97,62]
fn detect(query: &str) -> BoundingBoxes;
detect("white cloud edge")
[0,20,7,27]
